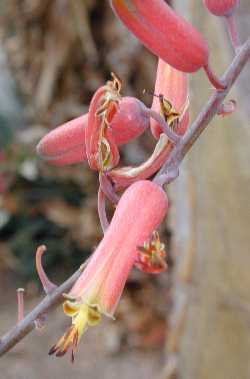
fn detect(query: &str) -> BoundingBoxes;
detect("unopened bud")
[203,0,240,16]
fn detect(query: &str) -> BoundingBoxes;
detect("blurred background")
[0,1,250,379]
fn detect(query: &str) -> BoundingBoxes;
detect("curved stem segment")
[98,186,110,233]
[36,246,57,294]
[225,14,240,54]
[154,168,179,187]
[99,173,119,204]
[203,62,227,90]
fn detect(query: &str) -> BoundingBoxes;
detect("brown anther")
[110,72,122,93]
[159,94,180,130]
[49,324,79,363]
[35,245,57,294]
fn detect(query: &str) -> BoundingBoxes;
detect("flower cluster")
[36,0,235,362]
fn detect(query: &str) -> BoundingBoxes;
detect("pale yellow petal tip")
[63,301,81,317]
[49,303,102,362]
[87,307,102,326]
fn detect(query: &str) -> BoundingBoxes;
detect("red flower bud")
[110,0,209,73]
[203,0,239,16]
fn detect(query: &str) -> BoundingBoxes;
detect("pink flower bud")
[37,100,149,166]
[49,180,168,361]
[203,0,239,16]
[151,59,189,139]
[36,115,87,166]
[110,0,209,73]
[111,96,149,144]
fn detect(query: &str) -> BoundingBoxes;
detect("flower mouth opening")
[158,94,189,133]
[49,301,102,363]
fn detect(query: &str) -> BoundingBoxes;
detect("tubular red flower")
[203,0,239,16]
[151,59,189,139]
[49,180,168,361]
[37,98,149,166]
[110,0,209,73]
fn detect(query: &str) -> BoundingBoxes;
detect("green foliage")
[0,116,13,149]
[0,175,90,283]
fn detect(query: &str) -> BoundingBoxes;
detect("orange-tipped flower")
[110,0,209,73]
[49,180,168,362]
[203,0,239,16]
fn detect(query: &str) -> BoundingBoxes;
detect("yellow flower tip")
[87,306,102,326]
[63,300,81,317]
[49,303,102,362]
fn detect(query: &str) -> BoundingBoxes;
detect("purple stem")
[0,262,87,357]
[154,168,179,187]
[203,62,227,90]
[99,173,119,204]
